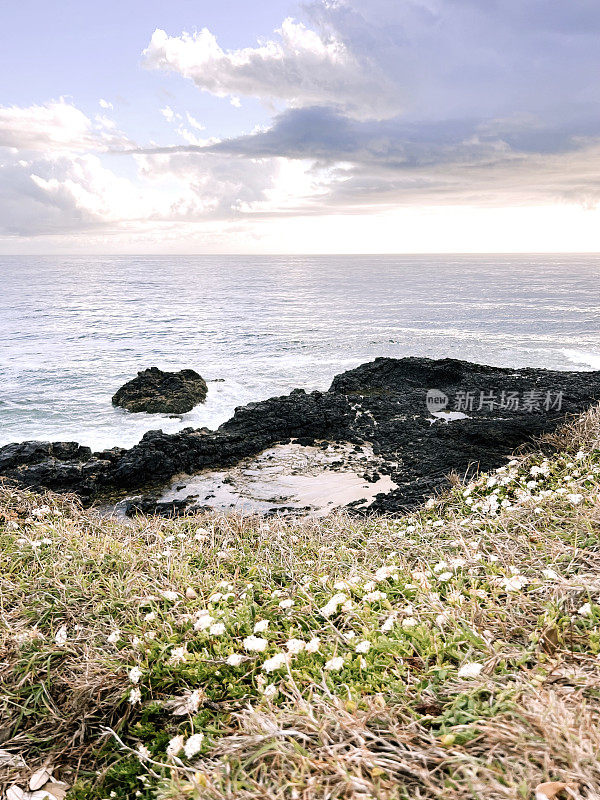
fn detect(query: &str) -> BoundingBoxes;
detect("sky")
[1,0,600,254]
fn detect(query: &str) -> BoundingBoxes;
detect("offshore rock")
[112,367,208,414]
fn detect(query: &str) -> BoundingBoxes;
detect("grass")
[1,407,600,799]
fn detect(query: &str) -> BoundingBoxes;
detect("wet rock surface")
[112,367,208,414]
[2,357,600,513]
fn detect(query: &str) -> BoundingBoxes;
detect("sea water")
[1,253,599,450]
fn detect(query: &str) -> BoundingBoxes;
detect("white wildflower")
[169,646,188,665]
[226,653,244,666]
[355,640,371,654]
[184,733,204,758]
[253,619,269,633]
[374,565,397,581]
[567,493,584,505]
[305,637,320,653]
[209,622,226,636]
[162,591,179,602]
[363,590,387,603]
[243,635,268,652]
[54,625,68,646]
[107,630,120,645]
[129,687,142,705]
[542,568,560,580]
[324,656,345,671]
[498,574,528,592]
[169,688,205,715]
[262,653,288,672]
[263,683,279,698]
[279,598,294,609]
[402,617,417,629]
[166,735,185,758]
[286,638,305,655]
[129,666,143,684]
[319,592,347,617]
[458,662,483,678]
[194,612,215,631]
[381,614,396,632]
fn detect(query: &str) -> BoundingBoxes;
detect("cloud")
[137,1,600,211]
[159,106,210,145]
[137,104,600,209]
[0,98,129,153]
[143,18,398,120]
[0,99,305,237]
[4,1,600,246]
[0,149,296,236]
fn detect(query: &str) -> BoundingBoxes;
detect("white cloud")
[143,18,398,120]
[0,98,127,152]
[3,2,600,250]
[0,98,296,237]
[186,113,205,131]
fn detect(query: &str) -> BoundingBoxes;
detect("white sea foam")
[562,349,600,370]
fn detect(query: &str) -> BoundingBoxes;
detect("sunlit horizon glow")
[1,1,599,255]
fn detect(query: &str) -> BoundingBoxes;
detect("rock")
[112,367,207,414]
[0,441,91,472]
[120,496,192,518]
[2,357,600,513]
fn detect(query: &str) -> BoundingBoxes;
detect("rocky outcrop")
[2,357,600,512]
[112,367,208,414]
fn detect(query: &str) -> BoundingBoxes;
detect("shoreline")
[2,355,600,516]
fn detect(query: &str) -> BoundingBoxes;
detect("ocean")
[1,253,600,451]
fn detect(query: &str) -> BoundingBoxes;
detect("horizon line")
[1,251,599,258]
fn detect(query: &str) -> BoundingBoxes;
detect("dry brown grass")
[169,683,600,800]
[539,402,600,453]
[1,416,600,800]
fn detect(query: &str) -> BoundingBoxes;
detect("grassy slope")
[1,408,600,800]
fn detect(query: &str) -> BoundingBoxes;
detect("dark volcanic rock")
[0,441,92,471]
[119,495,193,518]
[2,357,600,513]
[112,367,208,414]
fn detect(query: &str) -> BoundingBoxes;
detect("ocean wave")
[562,349,600,370]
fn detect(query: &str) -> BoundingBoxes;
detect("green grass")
[1,407,600,799]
